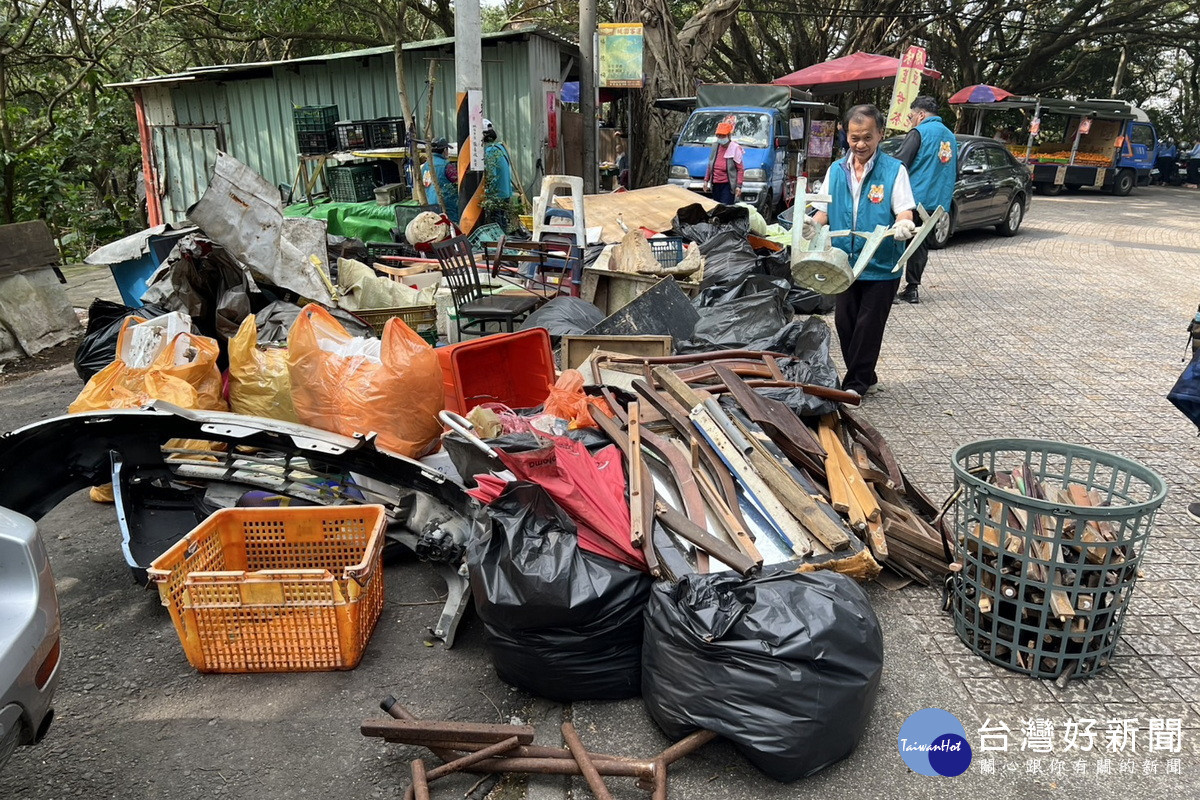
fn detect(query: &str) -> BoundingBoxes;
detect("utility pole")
[455,0,484,232]
[580,0,598,193]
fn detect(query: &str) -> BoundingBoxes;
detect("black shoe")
[1188,502,1200,523]
[895,285,920,304]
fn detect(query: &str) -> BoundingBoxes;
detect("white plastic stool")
[532,174,586,246]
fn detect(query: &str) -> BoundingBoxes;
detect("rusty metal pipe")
[361,718,536,745]
[653,757,668,800]
[403,736,523,800]
[658,730,718,765]
[562,722,616,800]
[411,760,431,800]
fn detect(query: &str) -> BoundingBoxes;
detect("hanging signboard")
[808,120,835,158]
[885,46,928,131]
[598,23,645,88]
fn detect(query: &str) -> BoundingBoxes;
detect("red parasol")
[773,52,942,94]
[948,84,1014,104]
[467,436,646,571]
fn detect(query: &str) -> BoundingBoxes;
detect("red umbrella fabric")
[773,52,942,94]
[949,84,1013,104]
[467,436,646,571]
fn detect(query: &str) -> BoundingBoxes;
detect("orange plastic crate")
[147,505,387,673]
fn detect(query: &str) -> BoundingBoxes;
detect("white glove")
[801,214,820,240]
[892,218,917,241]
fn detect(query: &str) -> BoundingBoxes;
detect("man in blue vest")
[422,138,460,224]
[807,104,916,398]
[892,96,957,304]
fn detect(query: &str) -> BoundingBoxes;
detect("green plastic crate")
[327,165,377,203]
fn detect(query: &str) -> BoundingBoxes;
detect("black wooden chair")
[432,236,545,339]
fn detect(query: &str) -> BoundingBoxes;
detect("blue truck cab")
[656,85,834,215]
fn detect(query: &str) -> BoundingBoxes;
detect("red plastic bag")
[287,304,443,457]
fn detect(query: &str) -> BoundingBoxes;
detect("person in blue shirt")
[807,104,917,398]
[482,119,516,231]
[891,96,957,304]
[422,138,460,223]
[1186,140,1200,186]
[1154,140,1178,185]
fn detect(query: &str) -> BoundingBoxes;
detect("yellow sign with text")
[886,46,928,131]
[598,23,645,88]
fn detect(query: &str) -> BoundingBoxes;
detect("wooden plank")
[554,185,717,244]
[0,221,60,275]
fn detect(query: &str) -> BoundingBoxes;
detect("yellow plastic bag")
[68,317,227,414]
[287,304,443,457]
[228,315,298,422]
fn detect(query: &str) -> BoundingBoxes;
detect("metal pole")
[455,0,484,232]
[580,0,598,193]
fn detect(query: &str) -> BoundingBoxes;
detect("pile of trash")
[30,162,960,791]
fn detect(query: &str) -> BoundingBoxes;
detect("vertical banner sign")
[467,89,485,171]
[808,120,835,158]
[598,23,645,88]
[547,90,559,148]
[886,46,928,131]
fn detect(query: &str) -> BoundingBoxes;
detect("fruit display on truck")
[958,97,1157,196]
[655,84,836,216]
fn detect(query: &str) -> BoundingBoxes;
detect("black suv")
[882,134,1032,248]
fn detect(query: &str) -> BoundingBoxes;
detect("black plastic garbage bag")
[787,286,836,315]
[746,316,840,417]
[697,230,760,289]
[681,276,791,352]
[468,482,653,702]
[73,298,173,381]
[520,297,605,341]
[755,247,792,281]
[641,568,883,782]
[254,300,374,345]
[672,203,751,245]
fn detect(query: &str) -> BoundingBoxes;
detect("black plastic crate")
[365,240,420,262]
[334,121,371,151]
[366,117,406,149]
[649,237,685,269]
[293,104,340,132]
[327,165,377,203]
[297,131,336,156]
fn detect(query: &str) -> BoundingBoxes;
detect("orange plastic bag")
[542,369,613,429]
[69,317,226,414]
[228,315,298,422]
[287,304,443,457]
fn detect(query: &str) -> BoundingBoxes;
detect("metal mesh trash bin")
[950,439,1166,680]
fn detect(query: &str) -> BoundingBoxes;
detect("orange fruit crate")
[148,505,387,673]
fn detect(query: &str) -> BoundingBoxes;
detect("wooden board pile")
[582,350,952,586]
[955,463,1137,679]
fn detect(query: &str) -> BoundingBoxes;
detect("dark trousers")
[835,277,902,393]
[712,182,735,205]
[902,238,929,286]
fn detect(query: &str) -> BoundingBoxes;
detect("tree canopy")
[1,0,1196,256]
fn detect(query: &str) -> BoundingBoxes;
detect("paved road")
[5,186,1200,798]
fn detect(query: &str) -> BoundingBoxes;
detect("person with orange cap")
[703,120,744,205]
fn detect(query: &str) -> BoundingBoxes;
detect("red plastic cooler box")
[437,328,556,415]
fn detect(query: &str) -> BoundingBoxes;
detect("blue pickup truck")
[656,84,834,215]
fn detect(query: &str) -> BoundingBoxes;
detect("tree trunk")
[619,0,743,187]
[392,29,429,205]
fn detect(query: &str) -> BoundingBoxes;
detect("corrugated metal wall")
[139,35,575,224]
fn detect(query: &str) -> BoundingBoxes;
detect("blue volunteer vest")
[827,151,905,281]
[906,115,957,211]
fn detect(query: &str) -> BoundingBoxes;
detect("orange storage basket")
[148,505,387,673]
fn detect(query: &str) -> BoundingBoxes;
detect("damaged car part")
[0,402,479,647]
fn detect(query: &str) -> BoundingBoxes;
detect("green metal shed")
[114,27,582,226]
